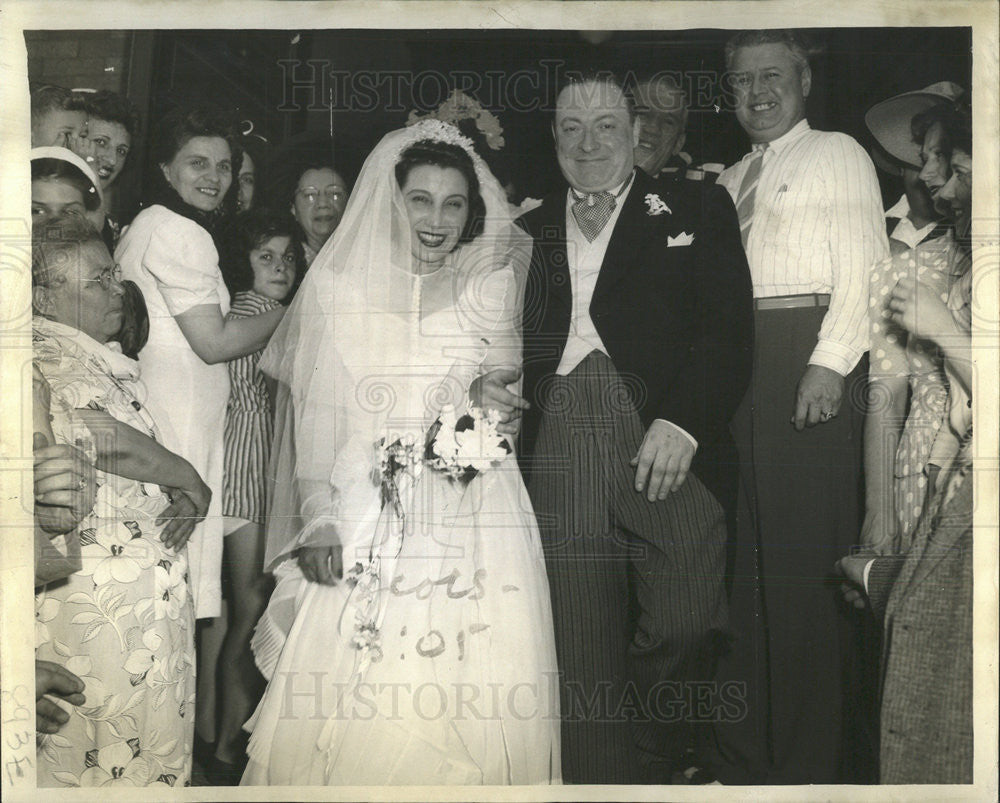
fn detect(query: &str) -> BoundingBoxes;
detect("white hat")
[30,145,104,206]
[865,82,965,169]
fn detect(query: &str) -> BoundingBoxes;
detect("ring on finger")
[821,410,836,421]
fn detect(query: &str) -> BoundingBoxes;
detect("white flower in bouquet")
[454,407,510,472]
[430,404,460,462]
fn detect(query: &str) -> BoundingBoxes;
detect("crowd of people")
[29,28,976,788]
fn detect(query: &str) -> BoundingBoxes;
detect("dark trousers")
[701,305,875,784]
[526,351,728,784]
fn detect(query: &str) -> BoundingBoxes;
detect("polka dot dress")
[868,234,969,552]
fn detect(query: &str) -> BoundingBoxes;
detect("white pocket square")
[667,232,695,247]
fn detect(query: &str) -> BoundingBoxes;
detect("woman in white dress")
[116,107,285,620]
[241,120,560,785]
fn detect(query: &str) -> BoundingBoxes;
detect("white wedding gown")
[242,262,561,786]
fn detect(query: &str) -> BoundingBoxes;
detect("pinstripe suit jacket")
[516,168,753,510]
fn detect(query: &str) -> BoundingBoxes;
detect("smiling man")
[633,75,687,177]
[632,74,724,186]
[704,30,889,785]
[500,72,752,783]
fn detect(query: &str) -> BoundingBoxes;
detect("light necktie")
[735,143,768,249]
[571,190,616,242]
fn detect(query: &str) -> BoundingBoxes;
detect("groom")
[483,72,752,783]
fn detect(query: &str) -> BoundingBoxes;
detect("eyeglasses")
[82,264,123,290]
[296,186,344,205]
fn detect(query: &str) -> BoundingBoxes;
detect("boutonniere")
[667,232,695,248]
[644,193,672,216]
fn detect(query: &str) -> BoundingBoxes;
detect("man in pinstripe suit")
[481,72,752,783]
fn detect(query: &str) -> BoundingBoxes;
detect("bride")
[241,120,560,785]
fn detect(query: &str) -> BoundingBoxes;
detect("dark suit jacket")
[517,168,753,509]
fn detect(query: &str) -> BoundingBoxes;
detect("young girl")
[211,212,305,778]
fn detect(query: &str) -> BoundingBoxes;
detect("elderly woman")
[288,158,348,265]
[861,94,971,555]
[32,144,148,367]
[32,217,211,787]
[116,107,285,623]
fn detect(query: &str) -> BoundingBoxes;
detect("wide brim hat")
[869,142,910,178]
[30,145,104,207]
[865,81,964,169]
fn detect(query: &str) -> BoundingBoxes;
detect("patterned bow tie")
[571,191,616,241]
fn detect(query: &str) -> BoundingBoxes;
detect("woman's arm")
[861,260,912,554]
[174,303,285,365]
[74,409,200,486]
[71,409,211,549]
[861,375,908,553]
[888,276,972,394]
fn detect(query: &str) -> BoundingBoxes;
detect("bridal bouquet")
[372,404,511,517]
[373,433,422,518]
[424,404,512,486]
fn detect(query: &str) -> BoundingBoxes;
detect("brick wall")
[24,30,129,93]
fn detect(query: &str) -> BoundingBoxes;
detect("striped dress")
[223,290,283,523]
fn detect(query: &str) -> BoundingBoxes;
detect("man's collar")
[568,169,635,202]
[750,118,810,156]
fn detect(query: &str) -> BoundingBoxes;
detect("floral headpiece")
[394,119,492,186]
[406,89,505,151]
[397,118,476,154]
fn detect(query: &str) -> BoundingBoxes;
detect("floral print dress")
[868,233,969,553]
[33,317,196,788]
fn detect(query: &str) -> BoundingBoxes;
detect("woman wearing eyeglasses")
[32,216,211,786]
[116,107,286,635]
[289,161,349,265]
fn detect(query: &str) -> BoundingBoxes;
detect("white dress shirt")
[558,173,697,449]
[719,119,889,376]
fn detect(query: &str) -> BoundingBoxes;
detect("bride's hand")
[297,545,343,585]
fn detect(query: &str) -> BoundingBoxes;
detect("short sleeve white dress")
[116,206,231,618]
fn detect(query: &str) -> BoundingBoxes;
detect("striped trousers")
[526,351,728,784]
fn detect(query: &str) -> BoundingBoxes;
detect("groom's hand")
[631,420,694,502]
[469,367,530,435]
